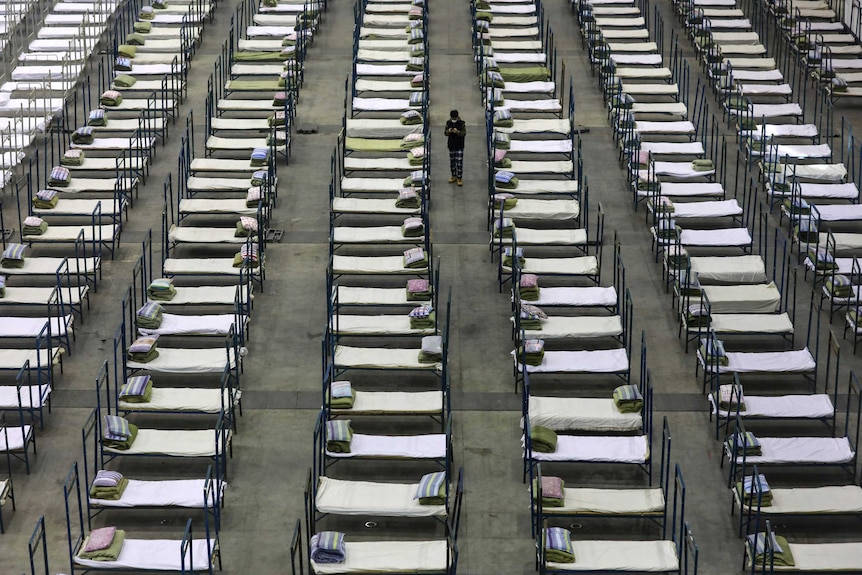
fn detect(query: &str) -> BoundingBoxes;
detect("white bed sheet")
[0,315,71,337]
[151,286,246,306]
[104,428,222,457]
[138,314,238,337]
[527,287,617,307]
[127,347,237,373]
[709,393,834,419]
[331,391,443,415]
[727,436,854,465]
[332,255,427,275]
[90,479,221,508]
[519,315,623,339]
[689,256,767,284]
[528,396,642,431]
[333,314,434,335]
[316,476,446,517]
[672,199,741,218]
[0,384,50,408]
[549,487,664,515]
[548,540,678,572]
[738,485,862,515]
[311,541,447,574]
[75,539,213,571]
[120,388,228,413]
[525,434,649,463]
[679,227,752,247]
[326,433,446,459]
[700,283,781,314]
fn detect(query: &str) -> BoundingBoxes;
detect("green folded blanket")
[519,348,544,366]
[727,432,761,456]
[102,423,139,451]
[395,196,420,209]
[613,385,643,413]
[499,66,550,82]
[1,258,24,269]
[402,223,424,237]
[134,20,152,32]
[118,45,137,59]
[327,389,356,409]
[691,159,715,171]
[135,315,162,330]
[735,481,772,506]
[750,534,794,567]
[418,482,445,505]
[120,381,153,403]
[113,74,137,88]
[234,51,287,62]
[126,34,147,46]
[495,176,519,190]
[475,11,493,20]
[23,221,48,236]
[89,477,130,500]
[530,425,557,453]
[61,153,84,167]
[418,350,441,363]
[128,347,159,363]
[409,312,435,330]
[519,287,539,301]
[78,530,126,561]
[502,255,525,269]
[326,438,352,453]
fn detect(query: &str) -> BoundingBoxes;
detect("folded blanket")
[134,20,152,32]
[530,425,557,453]
[519,338,544,366]
[60,149,85,167]
[475,10,493,21]
[494,109,513,128]
[325,419,353,453]
[728,431,761,456]
[533,476,565,507]
[119,375,153,403]
[126,34,146,47]
[493,217,514,238]
[250,147,270,167]
[128,335,159,363]
[268,110,287,128]
[402,216,425,237]
[102,422,139,451]
[544,527,574,563]
[418,335,442,363]
[699,337,728,366]
[519,275,539,301]
[613,384,644,413]
[808,247,837,271]
[22,217,48,236]
[748,533,795,567]
[114,74,137,88]
[493,193,517,210]
[78,529,126,561]
[118,45,137,59]
[273,91,288,107]
[139,6,154,18]
[401,110,423,126]
[327,381,355,409]
[655,218,678,241]
[502,246,525,269]
[88,109,107,127]
[89,476,130,500]
[1,243,26,268]
[718,383,745,412]
[70,127,94,145]
[310,532,346,564]
[403,247,428,269]
[691,159,715,171]
[415,471,446,505]
[826,274,853,298]
[50,165,71,186]
[737,473,772,505]
[396,188,421,209]
[495,171,519,189]
[152,0,168,8]
[406,278,432,301]
[136,301,163,329]
[147,278,177,301]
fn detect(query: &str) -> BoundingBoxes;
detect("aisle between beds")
[60,462,222,575]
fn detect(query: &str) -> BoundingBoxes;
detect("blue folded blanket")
[311,532,346,564]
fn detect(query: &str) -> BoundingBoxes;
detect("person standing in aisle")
[445,109,466,186]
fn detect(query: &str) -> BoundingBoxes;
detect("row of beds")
[294,1,466,574]
[579,0,862,571]
[0,0,211,528]
[471,0,704,574]
[0,0,288,570]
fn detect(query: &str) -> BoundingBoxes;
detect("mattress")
[326,433,446,459]
[90,478,221,508]
[311,541,447,574]
[548,540,678,572]
[333,314,435,335]
[519,315,623,339]
[330,390,443,415]
[700,283,781,314]
[727,436,854,465]
[126,347,237,373]
[334,286,430,306]
[315,476,447,517]
[689,256,767,284]
[528,396,642,431]
[334,345,440,371]
[548,487,664,515]
[709,393,834,420]
[119,388,228,413]
[138,313,238,337]
[525,434,649,463]
[75,539,213,571]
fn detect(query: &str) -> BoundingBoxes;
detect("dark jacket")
[445,118,466,150]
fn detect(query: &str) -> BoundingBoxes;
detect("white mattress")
[497,99,561,112]
[71,137,154,150]
[671,199,741,218]
[332,255,427,275]
[179,199,257,216]
[311,541,447,574]
[525,434,649,463]
[326,433,446,459]
[495,179,578,195]
[0,425,31,451]
[749,123,818,139]
[640,142,704,155]
[0,286,84,306]
[344,156,412,169]
[119,388,228,414]
[526,287,617,307]
[186,177,249,192]
[812,204,862,221]
[333,315,434,335]
[345,118,417,138]
[738,485,862,515]
[168,226,250,245]
[787,183,858,199]
[163,258,259,277]
[138,313,238,337]
[354,79,415,92]
[127,347,237,374]
[332,197,418,214]
[505,160,573,175]
[710,313,793,335]
[331,391,443,415]
[355,63,415,77]
[659,183,724,197]
[519,315,623,339]
[712,348,815,374]
[729,69,784,82]
[509,256,598,276]
[496,228,587,246]
[630,103,688,116]
[689,256,767,284]
[104,428,224,457]
[700,283,781,314]
[2,257,98,276]
[651,161,714,179]
[334,286,429,306]
[495,119,571,134]
[316,476,446,517]
[678,227,751,247]
[0,315,72,337]
[549,487,664,515]
[90,478,221,508]
[614,67,672,79]
[726,436,854,465]
[709,393,834,419]
[334,345,440,371]
[749,103,803,118]
[508,139,573,154]
[24,224,117,243]
[503,199,578,220]
[609,53,663,66]
[333,226,420,244]
[189,158,258,173]
[0,384,50,408]
[75,539,213,571]
[528,396,642,431]
[548,540,678,572]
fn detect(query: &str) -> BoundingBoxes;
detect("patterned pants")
[449,149,464,178]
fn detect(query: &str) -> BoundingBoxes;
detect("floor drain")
[265,229,284,242]
[364,521,377,529]
[2,228,12,240]
[569,523,583,530]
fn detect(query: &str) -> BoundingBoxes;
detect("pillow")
[84,527,117,552]
[399,188,418,201]
[494,149,507,163]
[330,381,352,399]
[410,28,424,42]
[103,415,131,441]
[93,470,123,488]
[240,243,259,264]
[411,73,424,85]
[128,335,158,354]
[524,339,544,354]
[520,274,538,288]
[408,278,430,293]
[495,170,515,184]
[544,526,573,555]
[421,335,442,355]
[251,170,269,185]
[700,337,726,357]
[409,146,426,159]
[119,375,151,398]
[831,274,852,288]
[251,147,269,161]
[63,149,83,161]
[116,57,133,71]
[541,476,564,499]
[401,109,421,121]
[520,303,547,319]
[403,216,424,231]
[240,216,258,232]
[409,91,425,107]
[247,187,262,203]
[403,247,426,266]
[409,305,433,319]
[315,531,345,551]
[414,471,445,500]
[136,301,162,320]
[23,216,44,227]
[403,133,423,144]
[101,90,122,104]
[2,243,25,261]
[325,419,352,441]
[88,109,106,125]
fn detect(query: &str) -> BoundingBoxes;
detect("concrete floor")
[3,0,862,572]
